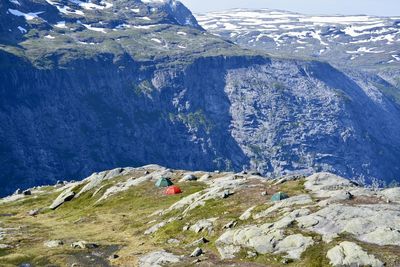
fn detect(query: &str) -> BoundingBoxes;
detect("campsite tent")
[155,177,173,188]
[271,192,289,202]
[165,185,182,195]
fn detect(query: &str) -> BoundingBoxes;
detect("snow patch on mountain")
[8,9,44,20]
[196,9,400,68]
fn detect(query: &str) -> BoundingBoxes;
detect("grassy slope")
[0,171,399,267]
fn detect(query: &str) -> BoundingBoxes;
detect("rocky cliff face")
[2,50,400,195]
[1,0,400,195]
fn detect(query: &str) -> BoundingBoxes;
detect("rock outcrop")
[327,241,384,267]
[1,166,400,266]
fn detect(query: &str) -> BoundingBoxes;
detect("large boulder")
[49,187,76,210]
[327,241,384,267]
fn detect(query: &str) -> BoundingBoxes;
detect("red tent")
[165,185,182,195]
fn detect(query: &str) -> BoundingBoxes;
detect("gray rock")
[165,176,247,215]
[223,221,237,229]
[273,175,302,185]
[109,254,119,259]
[220,190,233,199]
[167,238,180,244]
[144,222,167,235]
[0,244,12,249]
[198,174,211,182]
[190,218,218,233]
[181,174,197,181]
[239,206,256,221]
[49,187,76,210]
[247,251,257,258]
[187,237,209,247]
[56,180,65,185]
[14,189,22,195]
[97,168,171,202]
[304,173,356,198]
[27,209,40,216]
[192,259,201,264]
[379,187,400,203]
[71,241,98,249]
[253,194,312,219]
[44,240,64,248]
[138,250,181,267]
[327,241,384,267]
[298,204,400,245]
[23,190,32,196]
[190,247,203,257]
[274,234,314,259]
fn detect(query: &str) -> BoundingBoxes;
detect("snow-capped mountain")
[1,0,400,196]
[196,9,400,70]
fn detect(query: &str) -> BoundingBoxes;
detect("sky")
[179,0,400,16]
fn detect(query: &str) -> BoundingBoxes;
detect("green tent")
[271,192,289,202]
[155,177,173,188]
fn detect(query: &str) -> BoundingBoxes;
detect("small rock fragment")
[167,239,180,244]
[27,209,40,216]
[14,189,22,195]
[190,247,203,257]
[223,221,237,229]
[191,258,201,264]
[187,237,209,247]
[221,190,233,199]
[247,251,257,258]
[109,254,119,259]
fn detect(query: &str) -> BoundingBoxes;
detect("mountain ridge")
[195,8,400,71]
[1,0,400,196]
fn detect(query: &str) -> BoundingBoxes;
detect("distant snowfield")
[195,9,400,67]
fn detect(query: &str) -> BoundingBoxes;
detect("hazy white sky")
[180,0,400,16]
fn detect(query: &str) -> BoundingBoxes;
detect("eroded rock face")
[297,204,400,245]
[327,242,384,267]
[138,251,181,267]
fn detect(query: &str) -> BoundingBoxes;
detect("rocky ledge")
[0,166,399,266]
